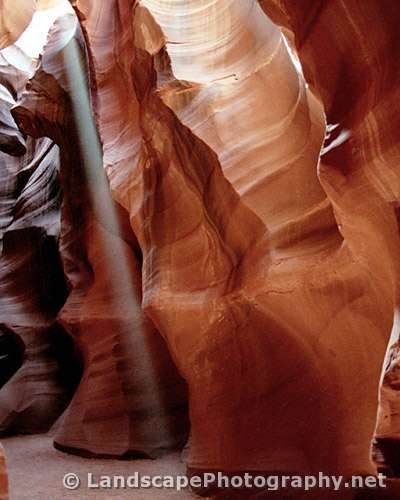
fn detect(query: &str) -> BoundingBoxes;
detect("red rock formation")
[13,10,188,457]
[0,323,80,435]
[257,0,400,479]
[0,10,77,435]
[1,0,400,497]
[109,2,392,487]
[58,1,400,494]
[54,216,189,457]
[0,444,7,500]
[374,328,400,476]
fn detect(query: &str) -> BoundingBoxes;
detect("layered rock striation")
[12,8,188,457]
[1,0,400,497]
[0,5,76,435]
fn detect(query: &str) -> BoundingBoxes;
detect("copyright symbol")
[63,473,80,490]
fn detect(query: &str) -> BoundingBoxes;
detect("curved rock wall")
[258,0,400,478]
[1,0,400,496]
[0,5,75,435]
[11,9,189,457]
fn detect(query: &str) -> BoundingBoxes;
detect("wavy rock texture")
[101,1,393,488]
[0,3,79,435]
[1,0,400,496]
[0,324,80,435]
[374,333,400,476]
[13,11,188,457]
[256,0,400,479]
[69,0,143,224]
[0,444,7,500]
[136,0,336,259]
[54,216,189,458]
[64,0,400,493]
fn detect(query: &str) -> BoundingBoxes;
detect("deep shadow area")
[0,325,25,389]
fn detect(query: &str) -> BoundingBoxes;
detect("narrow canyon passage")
[1,1,400,499]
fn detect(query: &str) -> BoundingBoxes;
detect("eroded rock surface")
[1,0,400,497]
[0,444,7,500]
[0,16,73,434]
[0,324,80,436]
[256,0,400,480]
[13,10,188,457]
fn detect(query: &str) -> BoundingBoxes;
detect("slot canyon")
[0,0,400,498]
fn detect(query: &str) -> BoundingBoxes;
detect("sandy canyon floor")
[3,434,400,499]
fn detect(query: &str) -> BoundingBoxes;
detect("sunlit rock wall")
[0,0,35,50]
[257,0,400,479]
[124,3,393,485]
[1,0,400,496]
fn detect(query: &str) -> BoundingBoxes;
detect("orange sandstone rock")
[13,11,188,457]
[1,0,400,495]
[0,0,35,50]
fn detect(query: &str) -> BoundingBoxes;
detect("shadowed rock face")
[0,27,77,435]
[2,0,400,496]
[0,326,25,390]
[0,323,81,436]
[12,11,189,458]
[0,444,7,500]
